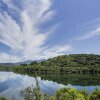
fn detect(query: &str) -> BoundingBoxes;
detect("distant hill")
[0,63,15,67]
[42,54,100,67]
[0,59,46,67]
[1,54,100,67]
[13,54,100,74]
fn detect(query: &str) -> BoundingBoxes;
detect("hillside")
[42,54,100,67]
[14,54,100,74]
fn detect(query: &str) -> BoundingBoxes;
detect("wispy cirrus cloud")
[38,45,72,60]
[76,17,100,41]
[70,20,100,43]
[0,0,72,63]
[76,27,100,41]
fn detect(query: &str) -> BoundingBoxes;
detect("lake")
[0,71,100,100]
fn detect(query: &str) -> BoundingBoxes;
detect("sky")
[0,0,100,63]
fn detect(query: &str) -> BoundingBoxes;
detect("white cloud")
[40,45,72,59]
[82,17,100,26]
[0,72,19,82]
[76,27,100,41]
[0,0,72,63]
[0,52,21,63]
[69,26,100,43]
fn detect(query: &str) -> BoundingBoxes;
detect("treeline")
[13,54,100,74]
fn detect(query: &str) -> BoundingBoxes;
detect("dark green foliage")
[30,61,38,65]
[20,64,28,66]
[45,54,100,68]
[14,54,100,74]
[55,88,100,100]
[56,88,87,100]
[0,97,8,100]
[89,89,100,100]
[57,88,100,100]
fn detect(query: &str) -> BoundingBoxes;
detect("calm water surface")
[0,71,100,100]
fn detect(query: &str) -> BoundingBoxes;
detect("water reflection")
[0,72,65,100]
[0,71,100,100]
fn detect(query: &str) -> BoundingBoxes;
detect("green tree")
[89,89,100,100]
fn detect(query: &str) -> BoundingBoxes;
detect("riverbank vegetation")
[1,87,100,100]
[20,77,100,100]
[14,54,100,74]
[22,86,100,100]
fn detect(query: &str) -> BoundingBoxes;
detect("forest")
[13,54,100,74]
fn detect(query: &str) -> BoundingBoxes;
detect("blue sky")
[0,0,100,63]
